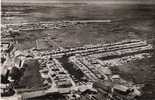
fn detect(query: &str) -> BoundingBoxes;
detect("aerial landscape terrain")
[1,0,155,100]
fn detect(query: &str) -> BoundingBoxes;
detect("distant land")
[2,0,155,4]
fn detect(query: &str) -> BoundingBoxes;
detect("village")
[1,22,153,100]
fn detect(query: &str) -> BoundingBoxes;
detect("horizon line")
[2,0,155,4]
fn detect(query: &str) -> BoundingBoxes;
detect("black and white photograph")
[1,0,155,100]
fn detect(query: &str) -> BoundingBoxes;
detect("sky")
[2,0,155,4]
